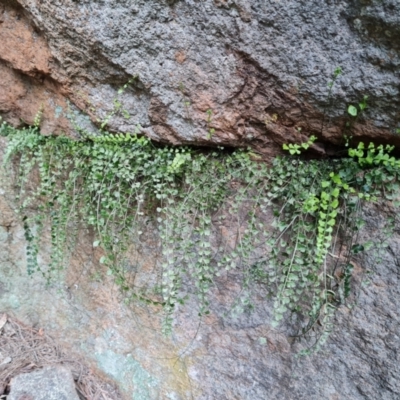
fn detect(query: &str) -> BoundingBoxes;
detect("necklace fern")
[1,115,399,352]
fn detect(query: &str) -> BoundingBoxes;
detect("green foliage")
[2,101,400,352]
[282,135,317,155]
[327,66,342,89]
[280,135,400,352]
[95,76,136,130]
[348,95,369,118]
[347,105,358,117]
[1,117,272,335]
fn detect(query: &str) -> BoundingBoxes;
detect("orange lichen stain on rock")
[0,63,70,134]
[160,354,197,399]
[0,5,51,76]
[0,3,71,134]
[175,51,187,64]
[191,92,215,114]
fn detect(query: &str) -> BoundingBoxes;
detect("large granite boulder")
[0,0,399,156]
[1,1,400,399]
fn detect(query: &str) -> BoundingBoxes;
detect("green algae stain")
[95,350,159,400]
[55,106,64,119]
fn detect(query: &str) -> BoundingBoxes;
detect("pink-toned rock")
[0,0,399,157]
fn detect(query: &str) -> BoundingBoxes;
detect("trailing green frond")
[2,117,400,352]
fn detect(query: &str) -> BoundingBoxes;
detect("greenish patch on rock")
[95,349,159,400]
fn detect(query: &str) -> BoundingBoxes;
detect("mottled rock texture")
[8,366,80,400]
[1,1,400,398]
[0,0,399,156]
[1,138,400,399]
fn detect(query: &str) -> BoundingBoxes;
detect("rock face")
[1,138,400,399]
[8,366,80,400]
[0,0,399,156]
[1,1,400,399]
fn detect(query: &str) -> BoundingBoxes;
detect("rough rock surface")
[8,366,80,400]
[1,138,400,399]
[0,0,399,156]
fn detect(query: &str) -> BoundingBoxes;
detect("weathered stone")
[8,366,80,400]
[1,138,400,399]
[0,0,399,156]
